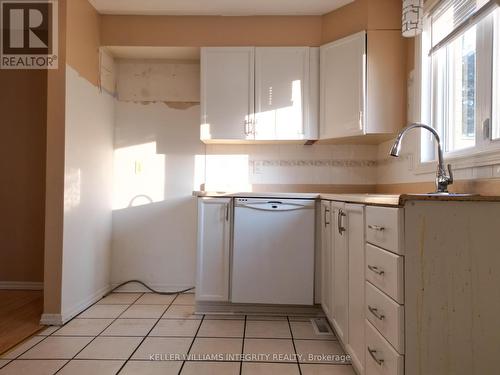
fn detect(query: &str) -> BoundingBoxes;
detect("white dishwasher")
[231,198,315,305]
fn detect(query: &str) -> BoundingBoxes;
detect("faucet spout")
[389,123,453,193]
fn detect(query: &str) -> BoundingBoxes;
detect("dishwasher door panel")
[231,200,315,305]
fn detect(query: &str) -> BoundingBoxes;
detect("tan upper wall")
[100,15,323,47]
[66,0,101,86]
[70,0,403,86]
[321,0,402,43]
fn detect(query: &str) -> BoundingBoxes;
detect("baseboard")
[60,284,112,324]
[0,281,43,290]
[40,313,64,326]
[110,282,194,293]
[41,284,112,326]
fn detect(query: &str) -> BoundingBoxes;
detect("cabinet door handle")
[368,265,385,275]
[367,347,384,366]
[225,203,229,221]
[368,305,385,320]
[324,208,330,226]
[338,209,346,235]
[368,224,385,231]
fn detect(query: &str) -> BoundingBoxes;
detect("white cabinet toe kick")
[194,301,323,316]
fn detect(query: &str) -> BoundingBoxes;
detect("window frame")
[414,7,500,174]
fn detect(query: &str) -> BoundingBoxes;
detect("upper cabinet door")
[254,47,310,140]
[320,31,366,139]
[201,47,255,142]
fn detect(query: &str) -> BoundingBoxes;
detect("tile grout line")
[115,293,180,374]
[52,292,146,374]
[177,312,206,375]
[239,315,247,375]
[287,316,303,375]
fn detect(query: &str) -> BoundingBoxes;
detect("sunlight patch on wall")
[113,142,165,210]
[193,155,206,191]
[195,154,251,192]
[64,168,81,212]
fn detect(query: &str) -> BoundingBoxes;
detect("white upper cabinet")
[320,30,405,141]
[201,47,254,142]
[255,47,316,140]
[201,46,318,143]
[320,31,366,139]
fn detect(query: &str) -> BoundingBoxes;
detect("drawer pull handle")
[368,347,384,366]
[368,265,385,275]
[368,305,385,320]
[368,224,385,231]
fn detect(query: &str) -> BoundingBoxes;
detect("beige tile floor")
[0,292,355,375]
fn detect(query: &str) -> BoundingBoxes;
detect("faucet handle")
[447,164,453,183]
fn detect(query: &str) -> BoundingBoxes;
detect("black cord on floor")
[105,279,194,296]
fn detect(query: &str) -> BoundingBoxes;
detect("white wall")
[61,66,115,320]
[111,101,203,291]
[205,143,377,191]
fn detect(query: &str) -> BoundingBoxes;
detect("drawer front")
[366,320,404,375]
[366,282,405,353]
[366,244,404,303]
[366,206,403,254]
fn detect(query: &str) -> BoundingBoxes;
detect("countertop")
[193,191,500,206]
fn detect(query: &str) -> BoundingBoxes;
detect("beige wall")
[43,0,67,314]
[321,0,402,43]
[0,70,47,283]
[101,15,323,47]
[66,0,101,86]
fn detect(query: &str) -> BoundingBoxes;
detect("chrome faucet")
[390,123,453,193]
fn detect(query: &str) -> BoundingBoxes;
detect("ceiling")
[89,0,354,16]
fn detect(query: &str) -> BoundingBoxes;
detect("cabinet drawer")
[366,320,404,375]
[366,244,404,304]
[366,206,403,254]
[366,282,404,353]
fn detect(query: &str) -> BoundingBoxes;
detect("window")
[421,0,500,162]
[493,8,500,140]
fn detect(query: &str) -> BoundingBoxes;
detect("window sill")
[414,145,500,175]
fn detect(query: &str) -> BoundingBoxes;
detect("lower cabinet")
[346,204,366,374]
[321,200,366,374]
[195,197,232,302]
[320,200,333,319]
[331,202,348,344]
